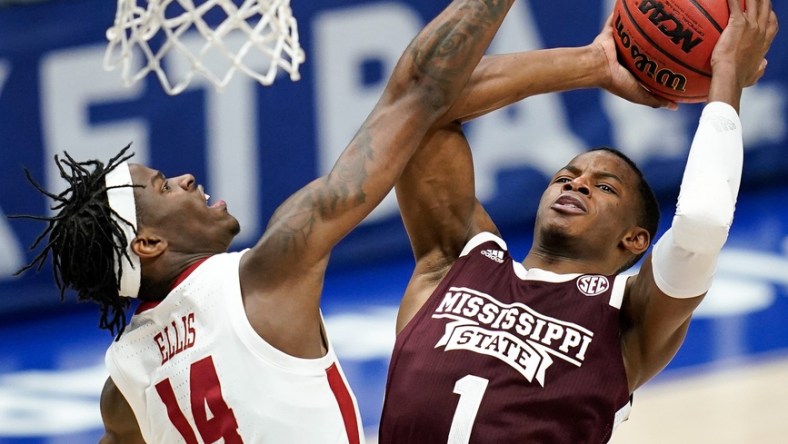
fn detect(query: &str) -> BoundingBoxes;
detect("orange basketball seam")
[688,0,724,34]
[659,92,708,99]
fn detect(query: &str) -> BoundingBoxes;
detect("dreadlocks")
[13,144,137,337]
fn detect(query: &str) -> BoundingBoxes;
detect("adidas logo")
[481,249,504,263]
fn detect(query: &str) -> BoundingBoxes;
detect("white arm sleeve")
[652,102,742,298]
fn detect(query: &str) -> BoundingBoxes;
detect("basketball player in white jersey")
[14,1,522,442]
[379,0,778,442]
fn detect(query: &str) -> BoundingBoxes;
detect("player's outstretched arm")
[248,0,514,272]
[237,0,515,355]
[394,123,491,333]
[99,377,145,444]
[620,0,777,392]
[439,12,676,127]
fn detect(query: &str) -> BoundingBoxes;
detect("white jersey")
[105,251,364,443]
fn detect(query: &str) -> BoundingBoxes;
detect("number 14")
[155,356,243,443]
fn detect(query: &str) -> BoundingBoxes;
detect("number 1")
[448,375,489,444]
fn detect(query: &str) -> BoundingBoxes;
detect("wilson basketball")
[612,0,736,103]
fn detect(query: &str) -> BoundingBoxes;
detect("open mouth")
[204,190,226,209]
[205,192,225,209]
[197,185,225,208]
[198,185,224,209]
[552,194,587,214]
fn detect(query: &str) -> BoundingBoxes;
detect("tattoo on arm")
[263,0,513,258]
[265,129,374,256]
[410,0,510,108]
[331,128,372,208]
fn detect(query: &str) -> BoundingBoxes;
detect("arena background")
[0,0,786,442]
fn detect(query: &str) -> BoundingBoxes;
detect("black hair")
[589,147,660,273]
[12,144,137,337]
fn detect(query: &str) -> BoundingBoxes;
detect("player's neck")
[138,253,211,300]
[522,247,617,276]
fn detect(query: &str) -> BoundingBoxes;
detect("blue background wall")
[0,0,786,441]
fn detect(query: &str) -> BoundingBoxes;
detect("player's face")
[533,151,643,256]
[129,164,240,254]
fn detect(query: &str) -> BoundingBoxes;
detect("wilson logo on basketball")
[577,275,610,296]
[614,14,688,92]
[637,0,703,54]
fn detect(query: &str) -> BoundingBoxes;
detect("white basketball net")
[104,0,305,95]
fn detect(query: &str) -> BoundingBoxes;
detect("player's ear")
[621,227,650,256]
[131,227,168,259]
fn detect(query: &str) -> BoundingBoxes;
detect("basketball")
[612,0,737,103]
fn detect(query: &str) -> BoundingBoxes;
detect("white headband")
[104,162,141,298]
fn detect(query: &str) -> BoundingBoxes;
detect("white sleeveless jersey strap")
[460,232,508,257]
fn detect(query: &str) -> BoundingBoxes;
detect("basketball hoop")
[104,0,305,95]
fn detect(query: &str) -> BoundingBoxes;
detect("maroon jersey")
[379,232,631,444]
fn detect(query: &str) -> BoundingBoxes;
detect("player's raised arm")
[238,0,515,312]
[621,0,777,391]
[442,13,676,126]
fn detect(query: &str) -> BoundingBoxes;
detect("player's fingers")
[601,12,614,31]
[629,84,677,110]
[758,58,768,77]
[766,11,779,43]
[729,0,744,17]
[743,59,767,86]
[757,0,772,25]
[655,96,678,111]
[749,64,766,86]
[744,0,759,20]
[638,86,677,110]
[597,13,614,39]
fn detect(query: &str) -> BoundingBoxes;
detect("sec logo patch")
[577,275,609,296]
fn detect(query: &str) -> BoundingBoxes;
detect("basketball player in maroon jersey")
[379,0,778,442]
[14,1,524,442]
